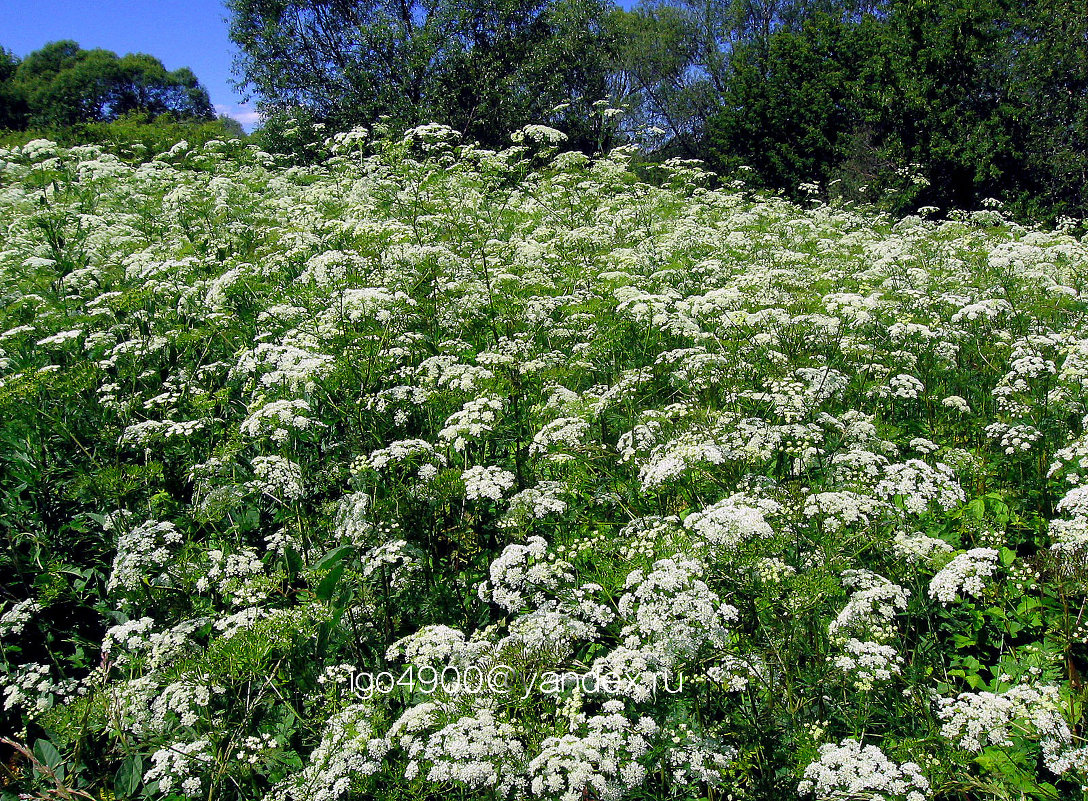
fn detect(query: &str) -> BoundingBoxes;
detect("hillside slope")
[2,127,1088,799]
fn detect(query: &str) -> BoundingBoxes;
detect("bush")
[0,112,247,160]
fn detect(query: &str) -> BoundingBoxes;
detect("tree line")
[0,41,215,129]
[228,0,1087,221]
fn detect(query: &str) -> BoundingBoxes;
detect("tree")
[607,0,885,157]
[1012,0,1088,219]
[429,0,616,147]
[605,5,709,154]
[107,54,215,120]
[701,0,1080,216]
[0,48,26,129]
[226,0,614,149]
[705,11,895,195]
[883,0,1026,211]
[5,41,214,129]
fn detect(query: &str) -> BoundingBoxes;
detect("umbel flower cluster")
[2,124,1088,800]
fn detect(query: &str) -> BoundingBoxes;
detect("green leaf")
[999,546,1016,567]
[1015,597,1042,621]
[953,634,977,649]
[33,738,62,771]
[965,496,986,519]
[114,755,143,797]
[285,546,303,583]
[314,562,345,602]
[33,738,61,769]
[311,545,353,573]
[987,494,1011,524]
[956,655,983,673]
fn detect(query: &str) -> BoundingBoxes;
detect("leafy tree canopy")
[226,0,615,149]
[0,41,215,129]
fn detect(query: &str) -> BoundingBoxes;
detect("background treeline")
[694,0,1088,221]
[228,0,1088,222]
[0,41,244,152]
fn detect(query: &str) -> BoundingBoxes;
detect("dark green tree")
[7,41,214,128]
[610,0,889,158]
[706,11,895,197]
[106,54,215,120]
[430,0,616,148]
[1011,0,1088,219]
[700,0,1088,218]
[885,0,1027,211]
[0,47,26,129]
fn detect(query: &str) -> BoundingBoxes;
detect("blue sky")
[1,0,260,128]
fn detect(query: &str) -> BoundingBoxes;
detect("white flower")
[108,520,183,594]
[683,496,774,550]
[876,460,965,516]
[0,599,41,640]
[886,373,925,399]
[935,682,1086,774]
[419,709,526,795]
[892,530,953,563]
[941,395,971,413]
[438,396,504,452]
[928,548,1000,605]
[240,398,323,443]
[512,125,568,145]
[463,465,517,502]
[804,491,884,533]
[143,739,214,798]
[478,537,572,612]
[506,482,568,521]
[830,639,903,691]
[798,739,929,801]
[250,455,304,501]
[829,570,909,643]
[618,556,737,663]
[270,704,389,801]
[528,710,657,801]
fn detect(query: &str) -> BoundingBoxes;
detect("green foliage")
[0,47,27,130]
[0,40,214,132]
[0,113,247,160]
[698,0,1088,222]
[226,0,615,151]
[708,12,892,198]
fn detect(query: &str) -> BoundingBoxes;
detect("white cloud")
[214,103,262,130]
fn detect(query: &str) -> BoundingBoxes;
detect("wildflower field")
[4,125,1088,801]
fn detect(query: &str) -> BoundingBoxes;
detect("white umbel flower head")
[798,738,929,801]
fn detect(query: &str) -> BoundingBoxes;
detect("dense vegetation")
[0,41,216,130]
[2,124,1088,800]
[0,41,246,171]
[226,0,1088,222]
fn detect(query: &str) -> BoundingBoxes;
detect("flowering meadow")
[4,124,1088,801]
